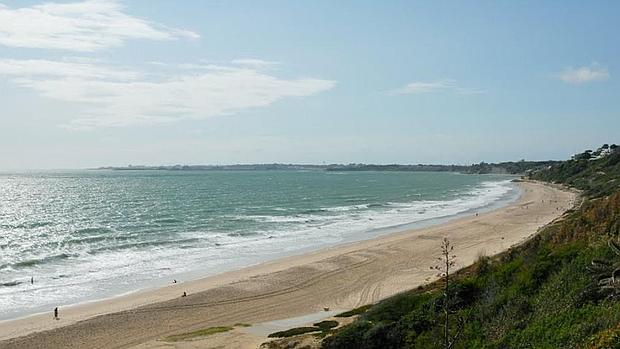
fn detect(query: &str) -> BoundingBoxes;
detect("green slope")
[322,146,620,349]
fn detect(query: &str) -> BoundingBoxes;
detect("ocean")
[0,170,518,320]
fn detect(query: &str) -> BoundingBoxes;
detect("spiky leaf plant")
[588,240,620,299]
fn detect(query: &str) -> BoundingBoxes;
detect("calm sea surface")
[0,170,518,319]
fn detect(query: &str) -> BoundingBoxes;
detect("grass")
[314,320,339,330]
[322,154,620,349]
[530,148,620,197]
[334,304,372,318]
[268,327,322,338]
[267,320,340,339]
[163,326,234,342]
[323,239,620,348]
[584,322,620,349]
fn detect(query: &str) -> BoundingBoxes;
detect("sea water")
[0,170,518,319]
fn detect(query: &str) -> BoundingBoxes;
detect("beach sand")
[0,180,577,349]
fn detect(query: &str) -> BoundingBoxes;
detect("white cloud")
[0,58,336,129]
[0,58,138,80]
[556,63,610,84]
[151,59,280,71]
[0,0,199,51]
[389,79,483,95]
[231,58,280,68]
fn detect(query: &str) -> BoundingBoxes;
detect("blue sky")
[0,0,618,169]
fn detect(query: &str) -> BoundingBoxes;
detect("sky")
[0,0,618,169]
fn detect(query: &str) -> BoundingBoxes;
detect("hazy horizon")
[1,157,571,171]
[1,1,618,170]
[0,147,608,171]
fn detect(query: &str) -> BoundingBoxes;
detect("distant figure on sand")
[31,277,33,284]
[53,307,58,320]
[173,279,177,284]
[182,291,187,297]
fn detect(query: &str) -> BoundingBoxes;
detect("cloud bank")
[0,0,198,51]
[556,63,610,84]
[389,79,483,95]
[0,59,336,129]
[0,1,335,129]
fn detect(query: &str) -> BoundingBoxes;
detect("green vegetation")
[588,240,620,300]
[163,326,233,342]
[314,321,339,331]
[530,144,620,197]
[322,145,620,349]
[268,327,323,338]
[267,320,340,339]
[98,159,559,175]
[334,304,373,318]
[325,161,557,175]
[430,238,461,349]
[584,323,620,349]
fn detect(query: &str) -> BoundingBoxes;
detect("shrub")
[268,326,321,338]
[163,326,233,342]
[314,320,339,330]
[334,304,373,317]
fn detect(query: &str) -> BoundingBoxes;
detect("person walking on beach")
[53,307,58,320]
[31,277,33,285]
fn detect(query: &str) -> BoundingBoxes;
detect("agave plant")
[588,239,620,299]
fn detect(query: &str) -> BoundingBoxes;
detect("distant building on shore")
[572,144,618,161]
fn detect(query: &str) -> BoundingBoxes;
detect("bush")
[314,320,339,330]
[268,326,321,338]
[334,304,372,317]
[164,326,233,342]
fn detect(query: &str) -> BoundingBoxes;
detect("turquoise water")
[0,170,517,319]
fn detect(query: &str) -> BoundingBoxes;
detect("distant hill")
[325,161,558,175]
[95,164,327,171]
[96,160,559,175]
[529,143,620,197]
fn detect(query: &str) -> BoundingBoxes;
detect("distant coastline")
[94,160,558,175]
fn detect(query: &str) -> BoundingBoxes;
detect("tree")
[430,238,462,349]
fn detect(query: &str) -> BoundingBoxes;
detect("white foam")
[0,179,518,320]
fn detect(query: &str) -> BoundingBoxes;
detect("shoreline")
[0,180,578,348]
[0,177,519,323]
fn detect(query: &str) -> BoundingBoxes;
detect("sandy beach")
[0,180,577,349]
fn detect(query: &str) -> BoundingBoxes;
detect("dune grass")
[334,304,372,318]
[163,326,234,342]
[267,320,340,339]
[268,326,322,338]
[313,320,339,330]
